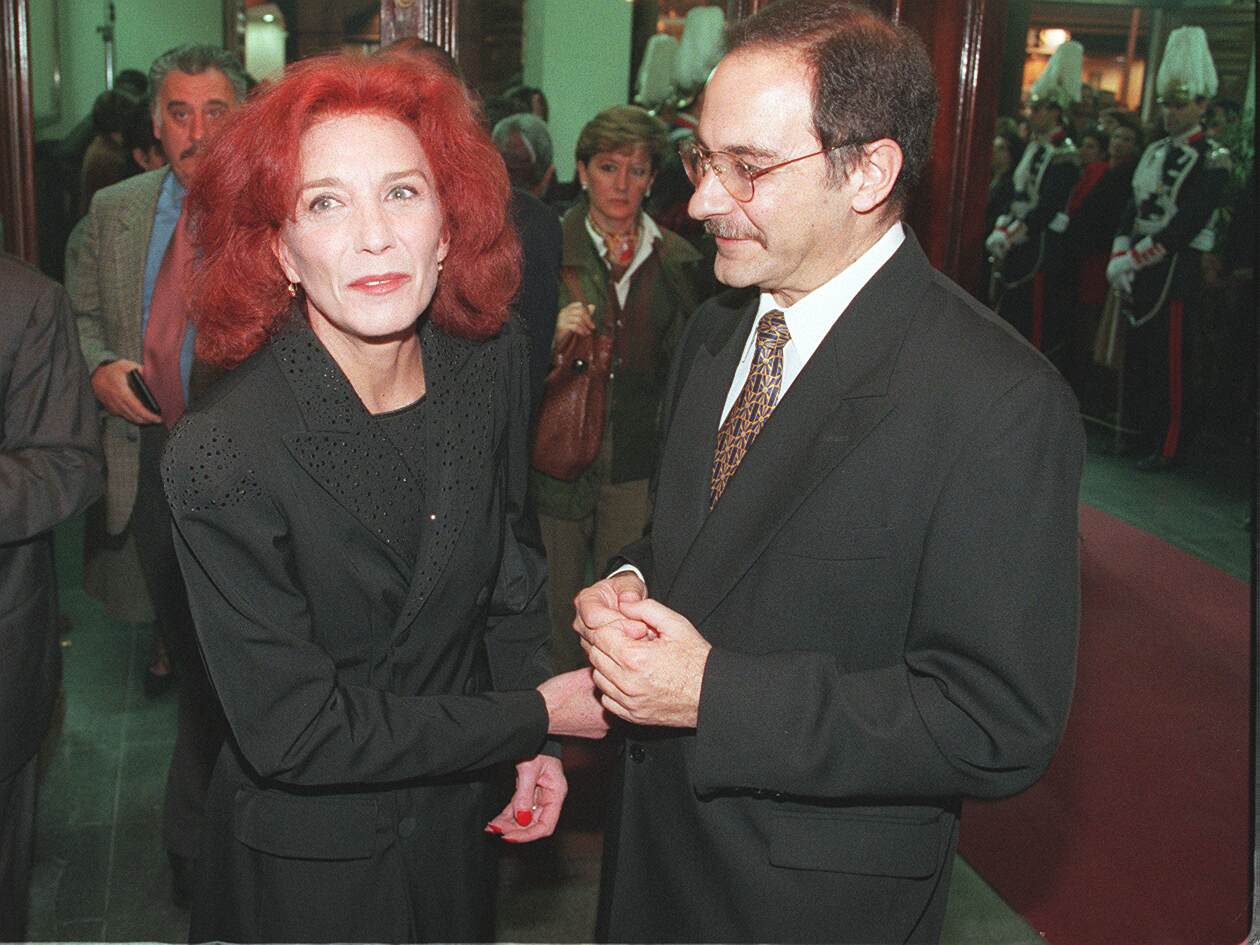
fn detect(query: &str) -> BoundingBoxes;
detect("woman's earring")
[286,282,298,298]
[437,261,444,274]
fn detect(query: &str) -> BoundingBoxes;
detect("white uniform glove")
[1106,251,1137,294]
[1131,236,1166,268]
[985,228,1010,259]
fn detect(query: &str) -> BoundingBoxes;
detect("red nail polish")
[485,823,503,835]
[514,809,532,827]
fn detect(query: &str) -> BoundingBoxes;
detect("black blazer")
[0,253,102,782]
[163,315,552,943]
[598,230,1084,944]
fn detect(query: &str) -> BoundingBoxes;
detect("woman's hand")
[538,667,612,738]
[553,301,595,346]
[484,754,567,842]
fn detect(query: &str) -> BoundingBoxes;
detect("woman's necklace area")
[588,213,640,269]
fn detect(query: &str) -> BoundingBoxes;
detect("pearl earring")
[286,282,297,298]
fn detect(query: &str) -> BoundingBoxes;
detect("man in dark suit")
[0,253,102,939]
[572,3,1084,943]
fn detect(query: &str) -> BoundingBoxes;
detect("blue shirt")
[141,171,197,397]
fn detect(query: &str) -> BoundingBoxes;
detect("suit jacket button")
[629,744,646,763]
[398,816,417,838]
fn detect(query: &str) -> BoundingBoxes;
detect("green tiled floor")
[26,425,1252,943]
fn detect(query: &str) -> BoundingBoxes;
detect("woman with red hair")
[161,53,606,943]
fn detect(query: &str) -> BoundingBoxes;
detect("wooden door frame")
[2,0,37,263]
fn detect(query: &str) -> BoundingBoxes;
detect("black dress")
[163,313,552,943]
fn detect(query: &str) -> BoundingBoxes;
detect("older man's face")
[687,47,855,306]
[153,68,239,186]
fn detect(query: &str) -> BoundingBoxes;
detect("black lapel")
[272,316,414,575]
[392,319,488,631]
[661,230,933,627]
[652,295,756,590]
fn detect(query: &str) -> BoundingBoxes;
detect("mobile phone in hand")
[127,368,162,415]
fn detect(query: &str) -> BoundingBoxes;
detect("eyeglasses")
[679,138,855,203]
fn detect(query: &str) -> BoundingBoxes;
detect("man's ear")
[850,138,903,215]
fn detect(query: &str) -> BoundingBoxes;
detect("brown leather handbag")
[531,268,616,481]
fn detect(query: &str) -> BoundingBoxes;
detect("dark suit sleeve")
[484,328,553,692]
[693,367,1083,801]
[163,411,549,787]
[510,189,562,416]
[0,269,103,542]
[1024,158,1079,236]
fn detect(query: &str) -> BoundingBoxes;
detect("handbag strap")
[561,266,589,308]
[561,265,620,355]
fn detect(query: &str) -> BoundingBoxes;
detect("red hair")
[186,53,520,368]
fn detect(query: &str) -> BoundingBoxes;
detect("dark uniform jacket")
[1117,129,1230,326]
[162,315,551,943]
[598,230,1083,944]
[0,254,102,782]
[996,128,1080,289]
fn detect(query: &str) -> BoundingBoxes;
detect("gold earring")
[287,282,297,298]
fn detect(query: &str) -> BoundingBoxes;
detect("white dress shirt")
[719,221,905,425]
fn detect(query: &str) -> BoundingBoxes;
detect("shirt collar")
[756,221,905,359]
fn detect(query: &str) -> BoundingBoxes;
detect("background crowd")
[1,3,1253,942]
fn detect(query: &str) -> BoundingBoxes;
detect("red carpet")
[960,504,1252,945]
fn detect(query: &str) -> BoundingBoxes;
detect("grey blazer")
[66,168,165,534]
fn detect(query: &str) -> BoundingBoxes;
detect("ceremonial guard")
[1107,27,1230,470]
[986,41,1083,354]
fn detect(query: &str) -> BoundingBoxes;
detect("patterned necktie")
[710,309,790,509]
[143,208,192,428]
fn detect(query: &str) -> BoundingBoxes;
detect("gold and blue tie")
[710,309,790,509]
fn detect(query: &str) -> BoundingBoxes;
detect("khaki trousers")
[538,478,649,672]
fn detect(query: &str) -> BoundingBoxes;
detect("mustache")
[179,143,200,161]
[705,218,765,246]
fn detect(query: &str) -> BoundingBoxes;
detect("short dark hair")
[115,69,149,97]
[122,97,160,155]
[724,0,937,210]
[91,89,137,136]
[1080,127,1109,155]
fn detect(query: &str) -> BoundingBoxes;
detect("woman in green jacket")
[532,105,703,670]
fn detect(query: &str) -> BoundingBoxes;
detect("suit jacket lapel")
[393,319,487,630]
[652,299,754,588]
[273,315,415,575]
[661,231,933,627]
[113,172,164,359]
